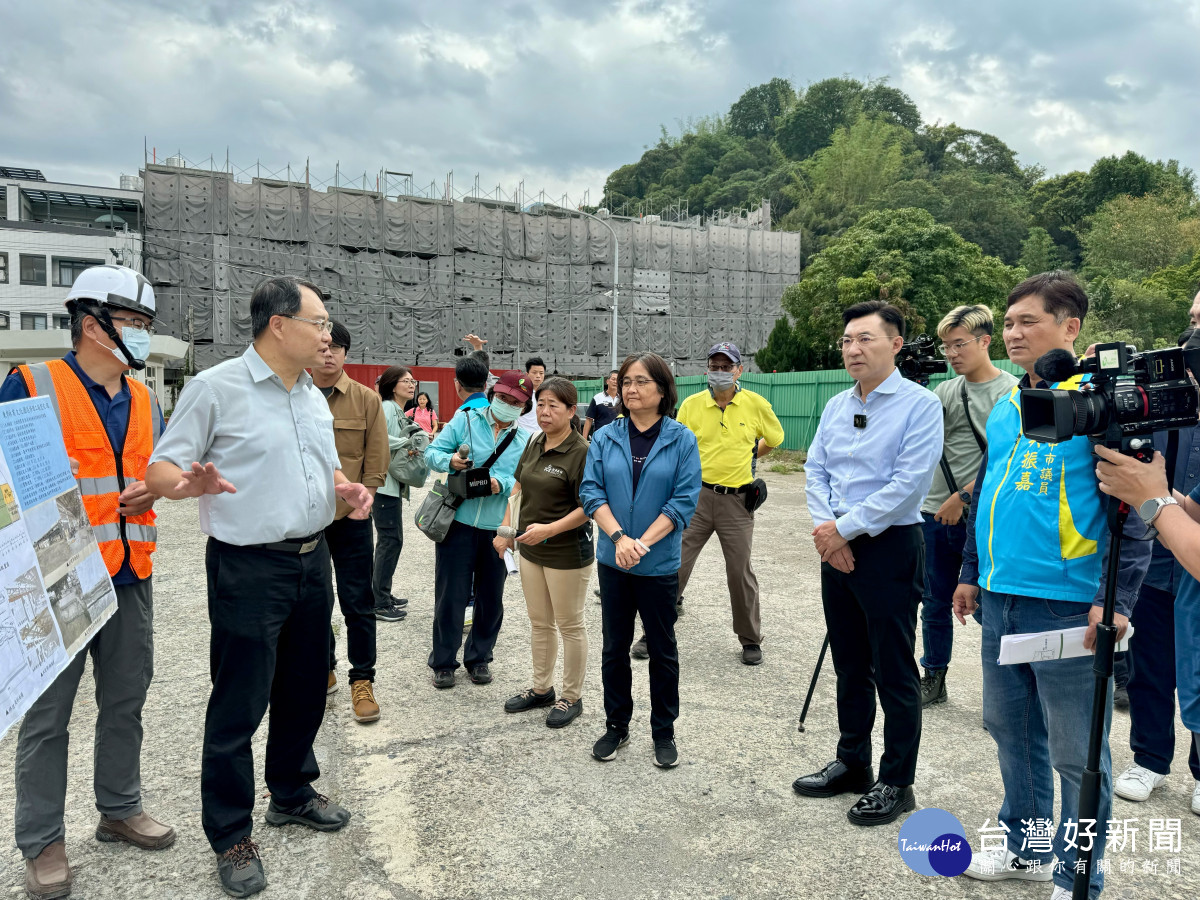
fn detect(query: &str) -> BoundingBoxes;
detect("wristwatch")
[957,489,972,504]
[1137,496,1178,540]
[610,529,626,543]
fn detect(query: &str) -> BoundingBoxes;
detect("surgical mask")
[490,396,522,424]
[97,327,151,364]
[707,371,736,391]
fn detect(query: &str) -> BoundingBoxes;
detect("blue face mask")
[98,327,151,364]
[490,396,522,424]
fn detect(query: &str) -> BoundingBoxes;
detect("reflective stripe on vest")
[18,360,157,578]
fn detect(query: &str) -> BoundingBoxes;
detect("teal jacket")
[424,407,529,530]
[961,374,1150,615]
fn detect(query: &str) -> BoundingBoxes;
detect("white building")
[0,166,186,408]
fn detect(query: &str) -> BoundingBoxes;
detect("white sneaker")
[1113,763,1166,801]
[1051,887,1071,900]
[963,847,1053,882]
[1191,780,1200,816]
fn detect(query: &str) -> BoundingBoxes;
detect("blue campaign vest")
[975,374,1107,603]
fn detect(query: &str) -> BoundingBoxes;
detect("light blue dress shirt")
[150,345,341,545]
[804,368,944,540]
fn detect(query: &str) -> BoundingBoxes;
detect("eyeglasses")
[938,337,983,357]
[838,335,880,350]
[281,314,333,334]
[109,315,155,335]
[398,378,418,386]
[622,377,656,389]
[706,364,736,373]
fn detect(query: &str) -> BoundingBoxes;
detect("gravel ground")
[2,470,1198,899]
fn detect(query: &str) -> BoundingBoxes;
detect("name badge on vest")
[853,414,867,429]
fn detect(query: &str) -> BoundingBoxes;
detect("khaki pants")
[676,487,762,646]
[520,559,593,702]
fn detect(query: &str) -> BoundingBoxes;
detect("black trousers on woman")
[598,562,680,740]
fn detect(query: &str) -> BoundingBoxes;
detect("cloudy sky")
[6,0,1200,199]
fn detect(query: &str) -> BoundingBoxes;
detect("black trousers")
[598,562,680,741]
[1126,584,1200,778]
[429,520,506,671]
[326,515,377,682]
[371,492,404,607]
[820,524,924,787]
[201,537,335,853]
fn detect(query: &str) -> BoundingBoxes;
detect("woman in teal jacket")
[580,352,701,769]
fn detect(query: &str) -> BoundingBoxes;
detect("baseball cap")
[707,341,742,365]
[492,370,534,404]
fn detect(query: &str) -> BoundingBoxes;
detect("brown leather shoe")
[327,670,337,695]
[25,841,71,899]
[351,680,380,723]
[95,811,177,850]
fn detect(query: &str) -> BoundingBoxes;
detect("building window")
[52,257,105,288]
[0,312,9,330]
[20,255,47,286]
[20,313,47,331]
[0,252,8,284]
[53,314,71,330]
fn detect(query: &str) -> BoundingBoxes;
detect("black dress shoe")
[846,782,916,826]
[792,759,875,798]
[264,794,351,832]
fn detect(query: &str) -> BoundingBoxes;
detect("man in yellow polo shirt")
[632,341,784,666]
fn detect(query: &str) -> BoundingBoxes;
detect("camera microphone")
[1034,348,1079,384]
[496,525,525,540]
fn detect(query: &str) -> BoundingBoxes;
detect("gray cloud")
[5,0,1199,196]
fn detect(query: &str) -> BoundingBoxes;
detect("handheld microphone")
[1034,348,1078,384]
[496,525,526,540]
[456,443,471,462]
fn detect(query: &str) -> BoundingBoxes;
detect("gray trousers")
[14,578,154,858]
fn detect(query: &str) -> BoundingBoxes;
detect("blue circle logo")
[897,808,970,877]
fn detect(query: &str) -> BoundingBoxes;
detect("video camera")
[896,334,947,386]
[1020,341,1200,457]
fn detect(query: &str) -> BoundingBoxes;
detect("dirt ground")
[2,469,1197,899]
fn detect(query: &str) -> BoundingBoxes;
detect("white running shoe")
[1051,887,1071,900]
[1191,780,1200,816]
[1113,763,1166,802]
[963,847,1053,882]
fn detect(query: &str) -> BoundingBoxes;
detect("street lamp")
[544,204,619,370]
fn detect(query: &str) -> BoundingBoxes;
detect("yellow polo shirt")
[676,387,785,487]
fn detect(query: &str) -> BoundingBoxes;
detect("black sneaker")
[546,698,583,728]
[432,669,455,689]
[653,738,679,768]
[921,668,947,707]
[1113,684,1130,711]
[504,686,556,712]
[264,794,351,832]
[390,595,409,608]
[592,726,629,761]
[375,602,407,622]
[630,636,649,659]
[741,644,763,665]
[468,664,493,685]
[217,837,266,898]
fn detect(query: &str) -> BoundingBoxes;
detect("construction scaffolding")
[140,159,803,373]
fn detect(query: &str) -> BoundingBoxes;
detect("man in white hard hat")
[0,265,172,900]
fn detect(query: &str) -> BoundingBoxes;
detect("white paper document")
[503,549,519,576]
[998,624,1134,665]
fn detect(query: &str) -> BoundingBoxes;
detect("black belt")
[242,533,324,554]
[702,481,752,495]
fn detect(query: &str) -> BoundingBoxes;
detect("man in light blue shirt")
[794,300,943,828]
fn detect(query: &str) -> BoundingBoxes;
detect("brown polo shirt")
[515,429,594,569]
[322,370,389,520]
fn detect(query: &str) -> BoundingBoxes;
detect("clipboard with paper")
[998,624,1134,665]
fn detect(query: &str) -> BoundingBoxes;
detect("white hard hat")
[65,264,156,319]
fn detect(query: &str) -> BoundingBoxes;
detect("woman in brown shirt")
[494,377,594,727]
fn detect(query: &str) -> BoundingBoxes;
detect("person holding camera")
[372,365,420,623]
[795,300,943,826]
[494,377,594,728]
[954,271,1151,899]
[1092,316,1200,819]
[580,352,701,768]
[918,306,1017,707]
[424,370,532,688]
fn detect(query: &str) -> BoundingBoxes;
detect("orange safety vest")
[18,360,161,578]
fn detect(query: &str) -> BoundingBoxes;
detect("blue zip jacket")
[580,416,701,576]
[425,407,529,530]
[960,374,1149,616]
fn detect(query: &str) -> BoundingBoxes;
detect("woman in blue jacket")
[580,353,701,768]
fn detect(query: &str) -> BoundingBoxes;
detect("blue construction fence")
[573,360,1025,452]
